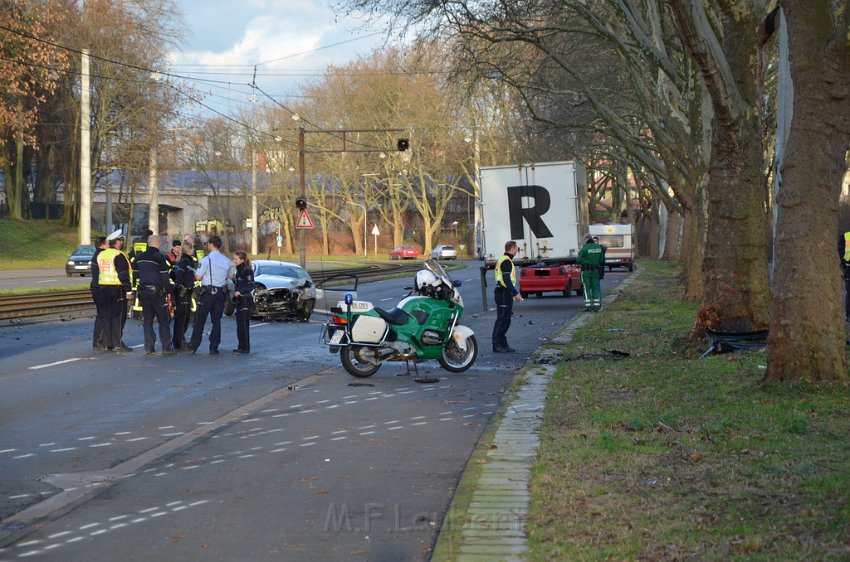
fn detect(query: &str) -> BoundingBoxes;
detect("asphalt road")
[0,262,627,561]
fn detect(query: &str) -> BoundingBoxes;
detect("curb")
[432,270,641,561]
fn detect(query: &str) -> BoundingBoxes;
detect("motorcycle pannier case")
[351,315,387,343]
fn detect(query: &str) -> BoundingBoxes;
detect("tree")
[0,0,68,220]
[766,2,850,381]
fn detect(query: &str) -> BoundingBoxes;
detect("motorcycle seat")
[375,307,411,326]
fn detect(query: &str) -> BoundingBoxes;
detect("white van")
[588,224,636,272]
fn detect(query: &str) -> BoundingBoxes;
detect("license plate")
[75,265,88,269]
[330,330,344,344]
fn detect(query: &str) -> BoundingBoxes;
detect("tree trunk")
[677,3,772,334]
[662,210,681,261]
[698,116,771,332]
[766,2,850,382]
[680,208,704,302]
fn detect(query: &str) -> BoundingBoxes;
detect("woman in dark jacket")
[231,251,255,353]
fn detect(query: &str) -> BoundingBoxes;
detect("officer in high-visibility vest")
[491,240,522,353]
[839,231,850,321]
[97,229,134,351]
[578,233,605,312]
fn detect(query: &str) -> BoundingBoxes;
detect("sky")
[167,0,399,119]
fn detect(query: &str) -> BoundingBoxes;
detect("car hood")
[255,274,312,291]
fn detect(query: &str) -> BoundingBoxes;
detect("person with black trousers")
[171,241,196,351]
[231,250,255,353]
[90,236,108,349]
[491,240,523,353]
[134,235,175,355]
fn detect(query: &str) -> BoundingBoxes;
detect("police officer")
[96,229,134,351]
[90,235,108,349]
[172,241,196,351]
[135,235,175,355]
[231,250,255,353]
[492,240,522,353]
[578,233,605,312]
[187,235,232,354]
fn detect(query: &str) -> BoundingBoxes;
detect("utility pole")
[148,145,158,234]
[251,148,258,255]
[79,49,91,244]
[298,126,306,268]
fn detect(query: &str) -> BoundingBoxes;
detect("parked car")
[65,245,97,277]
[390,246,419,260]
[518,263,583,298]
[430,244,458,260]
[246,260,357,322]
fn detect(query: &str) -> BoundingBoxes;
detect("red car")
[390,246,419,260]
[518,264,583,298]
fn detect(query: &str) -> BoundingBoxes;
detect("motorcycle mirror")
[344,293,354,305]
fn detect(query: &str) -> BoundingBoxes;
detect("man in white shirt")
[187,235,232,354]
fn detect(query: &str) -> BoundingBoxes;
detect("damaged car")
[248,260,358,322]
[251,260,317,321]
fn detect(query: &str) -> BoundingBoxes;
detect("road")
[0,262,627,561]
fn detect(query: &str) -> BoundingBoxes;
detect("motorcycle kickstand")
[399,360,418,377]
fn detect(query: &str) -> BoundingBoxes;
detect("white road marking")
[38,443,55,447]
[0,449,16,453]
[13,453,35,459]
[29,358,81,370]
[331,436,347,441]
[125,437,147,442]
[89,442,112,448]
[50,447,77,453]
[78,436,96,441]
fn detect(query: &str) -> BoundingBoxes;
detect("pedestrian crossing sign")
[295,208,315,229]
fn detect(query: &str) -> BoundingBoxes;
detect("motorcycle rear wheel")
[340,345,380,378]
[439,335,478,373]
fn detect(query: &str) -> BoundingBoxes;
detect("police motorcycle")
[321,259,478,378]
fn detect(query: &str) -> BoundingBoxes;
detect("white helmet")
[415,269,440,291]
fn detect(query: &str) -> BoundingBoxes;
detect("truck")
[478,161,589,265]
[588,223,636,272]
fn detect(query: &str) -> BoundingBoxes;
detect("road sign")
[295,208,315,229]
[371,224,380,236]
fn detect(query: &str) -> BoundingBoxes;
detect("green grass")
[0,219,85,269]
[528,261,850,561]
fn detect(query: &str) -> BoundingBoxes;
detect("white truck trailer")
[478,161,588,265]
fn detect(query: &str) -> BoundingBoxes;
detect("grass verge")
[528,261,850,560]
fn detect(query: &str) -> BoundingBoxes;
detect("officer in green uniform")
[578,233,605,312]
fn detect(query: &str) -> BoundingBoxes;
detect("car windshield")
[442,245,455,251]
[256,264,309,279]
[72,245,96,256]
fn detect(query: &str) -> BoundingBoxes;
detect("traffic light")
[397,137,409,152]
[295,197,307,209]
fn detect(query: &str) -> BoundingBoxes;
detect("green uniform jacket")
[578,242,605,268]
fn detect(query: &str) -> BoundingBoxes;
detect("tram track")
[0,262,423,324]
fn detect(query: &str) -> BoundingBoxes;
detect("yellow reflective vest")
[97,248,121,286]
[494,255,516,289]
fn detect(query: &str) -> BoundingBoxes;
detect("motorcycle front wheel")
[439,335,478,373]
[340,345,381,378]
